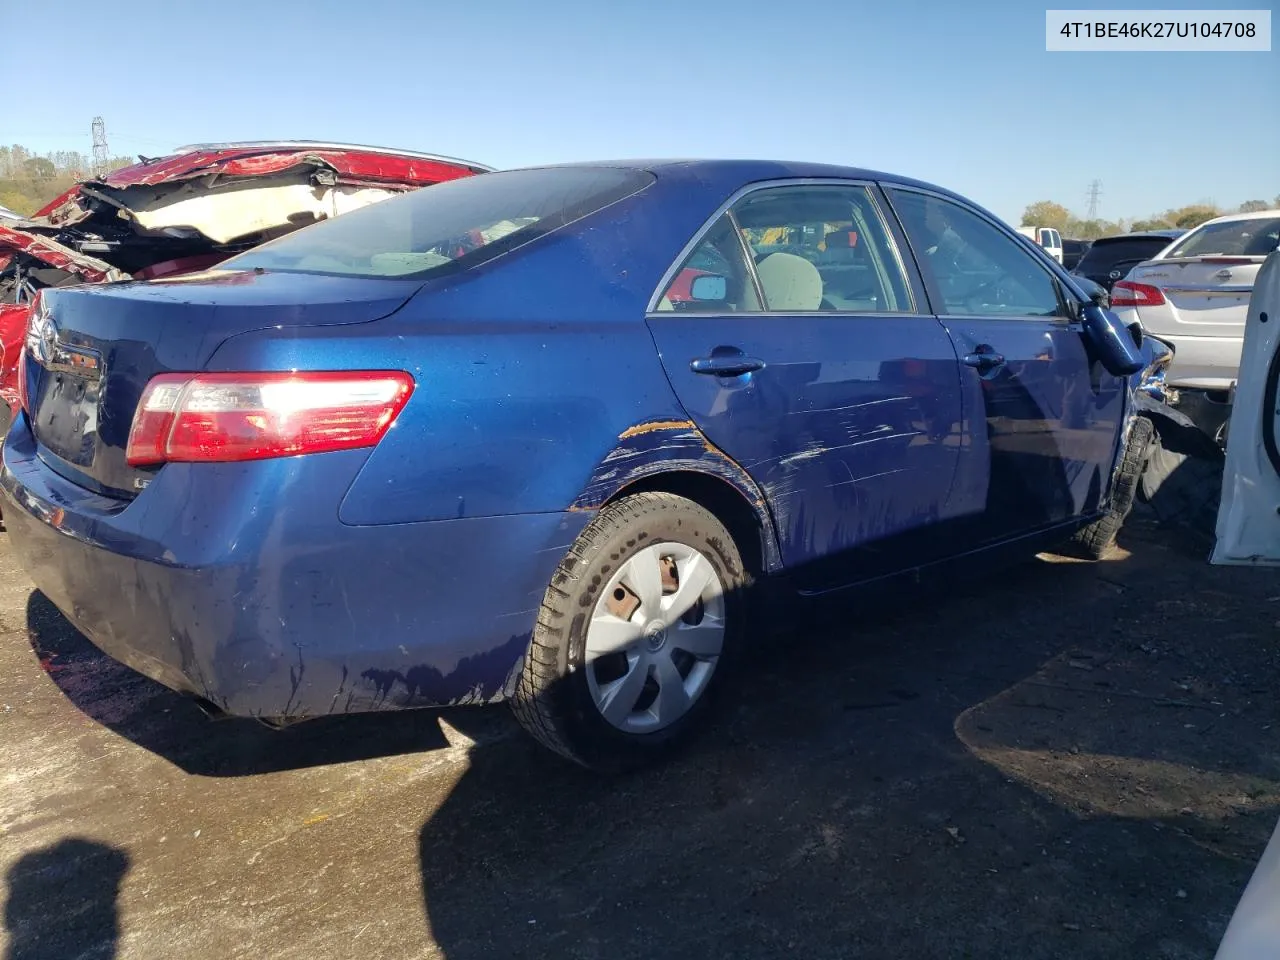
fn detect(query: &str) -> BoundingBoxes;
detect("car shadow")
[18,513,1277,957]
[413,536,1280,959]
[1133,408,1226,554]
[18,531,1104,781]
[4,838,129,960]
[23,590,486,777]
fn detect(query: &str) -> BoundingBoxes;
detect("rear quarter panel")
[206,181,777,530]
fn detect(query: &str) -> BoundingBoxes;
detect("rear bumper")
[1,416,588,719]
[1147,333,1241,390]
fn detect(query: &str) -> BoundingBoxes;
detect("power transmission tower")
[91,117,109,178]
[1085,180,1102,220]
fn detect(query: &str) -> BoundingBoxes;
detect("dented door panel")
[647,314,967,570]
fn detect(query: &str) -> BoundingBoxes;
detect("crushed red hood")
[32,141,493,224]
[0,140,492,411]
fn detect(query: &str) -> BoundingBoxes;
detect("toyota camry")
[2,160,1165,771]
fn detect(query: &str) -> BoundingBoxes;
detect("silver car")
[1111,210,1280,391]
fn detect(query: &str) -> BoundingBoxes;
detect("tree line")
[0,143,138,216]
[1021,195,1280,240]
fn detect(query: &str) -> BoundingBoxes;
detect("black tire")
[511,492,747,773]
[1064,415,1155,560]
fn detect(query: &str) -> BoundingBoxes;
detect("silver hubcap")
[584,541,726,733]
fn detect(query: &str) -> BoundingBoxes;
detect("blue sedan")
[2,160,1162,771]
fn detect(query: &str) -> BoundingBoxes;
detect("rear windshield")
[220,166,654,279]
[1165,217,1280,259]
[1076,236,1172,271]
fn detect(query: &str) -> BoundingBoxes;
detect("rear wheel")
[511,492,746,772]
[1065,415,1154,559]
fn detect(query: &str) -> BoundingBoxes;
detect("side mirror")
[1080,303,1145,376]
[690,274,728,302]
[1073,275,1110,309]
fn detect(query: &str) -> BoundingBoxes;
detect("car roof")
[511,158,970,201]
[1092,230,1185,243]
[1195,208,1280,226]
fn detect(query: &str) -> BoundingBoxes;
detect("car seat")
[756,252,823,311]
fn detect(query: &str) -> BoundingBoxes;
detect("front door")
[646,182,967,578]
[1211,250,1280,566]
[886,187,1127,542]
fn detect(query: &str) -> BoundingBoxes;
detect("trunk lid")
[1129,257,1261,337]
[25,269,422,497]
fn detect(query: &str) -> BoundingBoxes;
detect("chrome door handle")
[690,356,766,377]
[962,350,1005,373]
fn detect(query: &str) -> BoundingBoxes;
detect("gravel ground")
[1,513,1276,960]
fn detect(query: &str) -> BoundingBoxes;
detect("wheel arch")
[604,468,780,577]
[568,419,783,576]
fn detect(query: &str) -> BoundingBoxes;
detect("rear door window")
[656,183,914,314]
[220,166,654,279]
[654,214,761,312]
[736,185,914,313]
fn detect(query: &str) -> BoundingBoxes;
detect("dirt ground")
[1,511,1277,960]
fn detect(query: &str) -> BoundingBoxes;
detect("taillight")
[125,371,415,466]
[17,291,41,415]
[1110,280,1166,308]
[16,345,28,414]
[1199,257,1254,266]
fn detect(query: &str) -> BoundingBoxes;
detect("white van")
[1017,226,1064,264]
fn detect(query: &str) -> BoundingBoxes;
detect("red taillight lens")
[16,291,41,416]
[126,375,188,465]
[126,371,415,466]
[1110,280,1166,308]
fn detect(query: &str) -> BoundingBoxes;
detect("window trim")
[868,182,932,313]
[882,185,1081,324]
[645,177,919,317]
[726,209,767,309]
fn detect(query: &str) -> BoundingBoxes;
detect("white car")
[1111,210,1280,392]
[1216,817,1280,958]
[1211,252,1278,959]
[1211,248,1280,567]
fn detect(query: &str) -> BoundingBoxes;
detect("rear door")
[1129,216,1280,338]
[885,187,1127,541]
[647,181,968,578]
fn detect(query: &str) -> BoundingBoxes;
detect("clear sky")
[3,0,1276,225]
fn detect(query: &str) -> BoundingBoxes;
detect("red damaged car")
[0,141,492,421]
